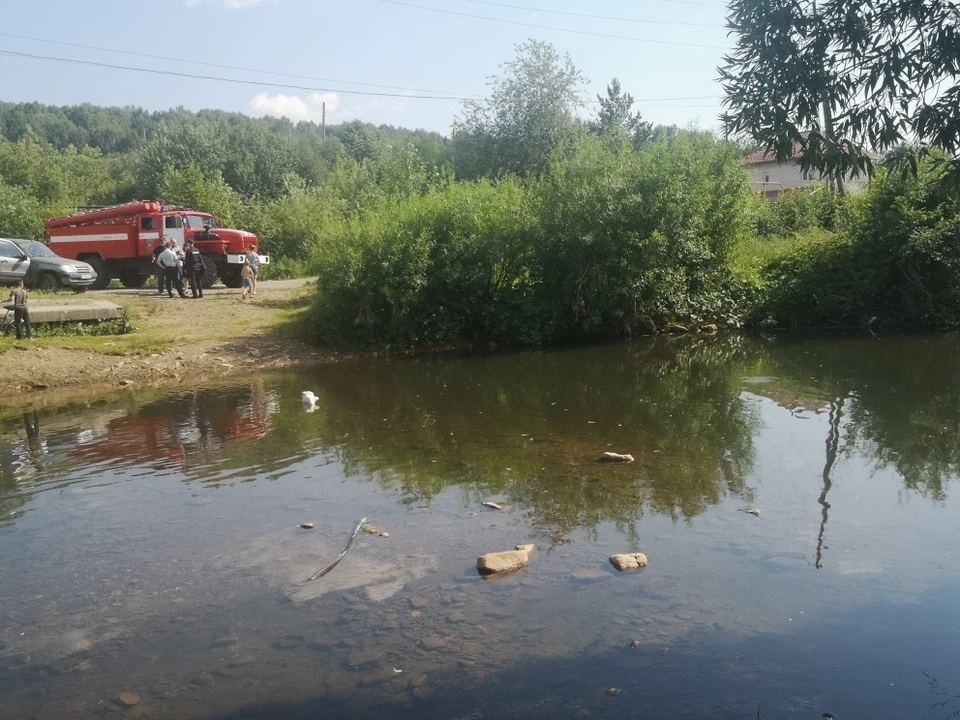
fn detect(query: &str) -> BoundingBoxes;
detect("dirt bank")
[1,280,340,410]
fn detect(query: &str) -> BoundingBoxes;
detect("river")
[2,334,959,719]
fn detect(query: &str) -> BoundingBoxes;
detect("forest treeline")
[1,40,958,348]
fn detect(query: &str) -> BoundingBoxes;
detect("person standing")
[182,240,204,299]
[245,245,260,296]
[8,280,32,340]
[240,260,255,300]
[152,242,166,295]
[157,242,187,298]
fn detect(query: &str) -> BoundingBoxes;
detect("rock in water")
[741,508,761,517]
[599,452,635,464]
[482,501,504,511]
[299,522,315,530]
[609,553,648,571]
[477,544,536,577]
[117,692,141,707]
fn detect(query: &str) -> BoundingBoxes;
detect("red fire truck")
[44,201,269,290]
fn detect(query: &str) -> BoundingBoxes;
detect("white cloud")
[248,92,340,124]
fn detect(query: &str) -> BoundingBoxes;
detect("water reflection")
[3,334,960,718]
[4,335,960,536]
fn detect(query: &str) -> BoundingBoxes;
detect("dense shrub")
[752,185,854,238]
[758,155,960,327]
[307,134,756,349]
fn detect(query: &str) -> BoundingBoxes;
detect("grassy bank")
[0,282,326,404]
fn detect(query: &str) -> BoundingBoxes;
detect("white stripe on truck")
[50,233,128,243]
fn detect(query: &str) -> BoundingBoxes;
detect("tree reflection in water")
[3,333,960,543]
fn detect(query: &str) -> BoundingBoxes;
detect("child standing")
[241,260,255,300]
[8,279,32,340]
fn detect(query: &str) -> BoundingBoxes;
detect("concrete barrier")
[2,299,124,323]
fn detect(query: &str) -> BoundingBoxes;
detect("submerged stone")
[599,452,634,464]
[117,692,141,707]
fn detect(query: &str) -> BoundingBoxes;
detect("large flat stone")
[2,299,123,323]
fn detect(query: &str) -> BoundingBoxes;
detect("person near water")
[245,245,260,296]
[157,242,187,298]
[241,259,255,300]
[182,239,204,299]
[8,279,32,340]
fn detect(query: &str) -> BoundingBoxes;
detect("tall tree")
[452,40,586,179]
[591,78,652,145]
[719,0,960,187]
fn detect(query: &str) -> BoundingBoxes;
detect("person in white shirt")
[157,241,187,298]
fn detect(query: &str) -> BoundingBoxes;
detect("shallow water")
[2,334,960,719]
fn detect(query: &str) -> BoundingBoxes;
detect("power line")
[0,49,473,100]
[0,47,722,110]
[377,0,729,49]
[466,0,725,27]
[0,32,484,99]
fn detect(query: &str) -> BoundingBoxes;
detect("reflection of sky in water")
[2,336,960,718]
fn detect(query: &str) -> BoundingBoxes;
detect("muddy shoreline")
[4,336,340,412]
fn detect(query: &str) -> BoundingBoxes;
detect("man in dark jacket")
[182,239,204,298]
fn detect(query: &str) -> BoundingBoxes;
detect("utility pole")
[322,102,326,141]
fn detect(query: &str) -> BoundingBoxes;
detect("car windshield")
[18,241,57,258]
[184,215,217,229]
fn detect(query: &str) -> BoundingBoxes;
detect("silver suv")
[0,238,30,286]
[12,240,97,291]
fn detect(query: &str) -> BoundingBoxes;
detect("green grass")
[730,229,838,283]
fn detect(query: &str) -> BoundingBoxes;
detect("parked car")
[9,239,97,291]
[0,238,31,287]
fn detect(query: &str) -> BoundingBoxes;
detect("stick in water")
[306,517,368,582]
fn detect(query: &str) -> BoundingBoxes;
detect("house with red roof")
[744,134,867,199]
[744,139,818,199]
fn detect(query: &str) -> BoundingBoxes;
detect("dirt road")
[1,279,340,410]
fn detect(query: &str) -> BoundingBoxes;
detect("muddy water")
[3,335,960,719]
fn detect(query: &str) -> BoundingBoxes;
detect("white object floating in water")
[301,391,319,411]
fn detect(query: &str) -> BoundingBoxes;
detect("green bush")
[306,134,756,349]
[758,155,960,327]
[753,185,854,238]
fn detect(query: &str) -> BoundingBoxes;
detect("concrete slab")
[2,299,124,323]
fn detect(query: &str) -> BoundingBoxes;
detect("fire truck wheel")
[86,257,112,291]
[119,271,148,288]
[200,255,219,289]
[221,266,244,288]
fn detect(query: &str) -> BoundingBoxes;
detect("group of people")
[152,237,206,299]
[151,238,261,300]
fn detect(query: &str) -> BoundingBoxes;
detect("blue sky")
[0,0,732,135]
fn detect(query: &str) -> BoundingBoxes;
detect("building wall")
[748,161,866,198]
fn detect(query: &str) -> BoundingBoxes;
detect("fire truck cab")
[45,201,269,290]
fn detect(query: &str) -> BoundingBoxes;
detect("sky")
[0,0,734,136]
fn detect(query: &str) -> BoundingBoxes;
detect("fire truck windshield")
[183,215,217,229]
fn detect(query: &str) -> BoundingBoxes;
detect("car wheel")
[38,273,60,291]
